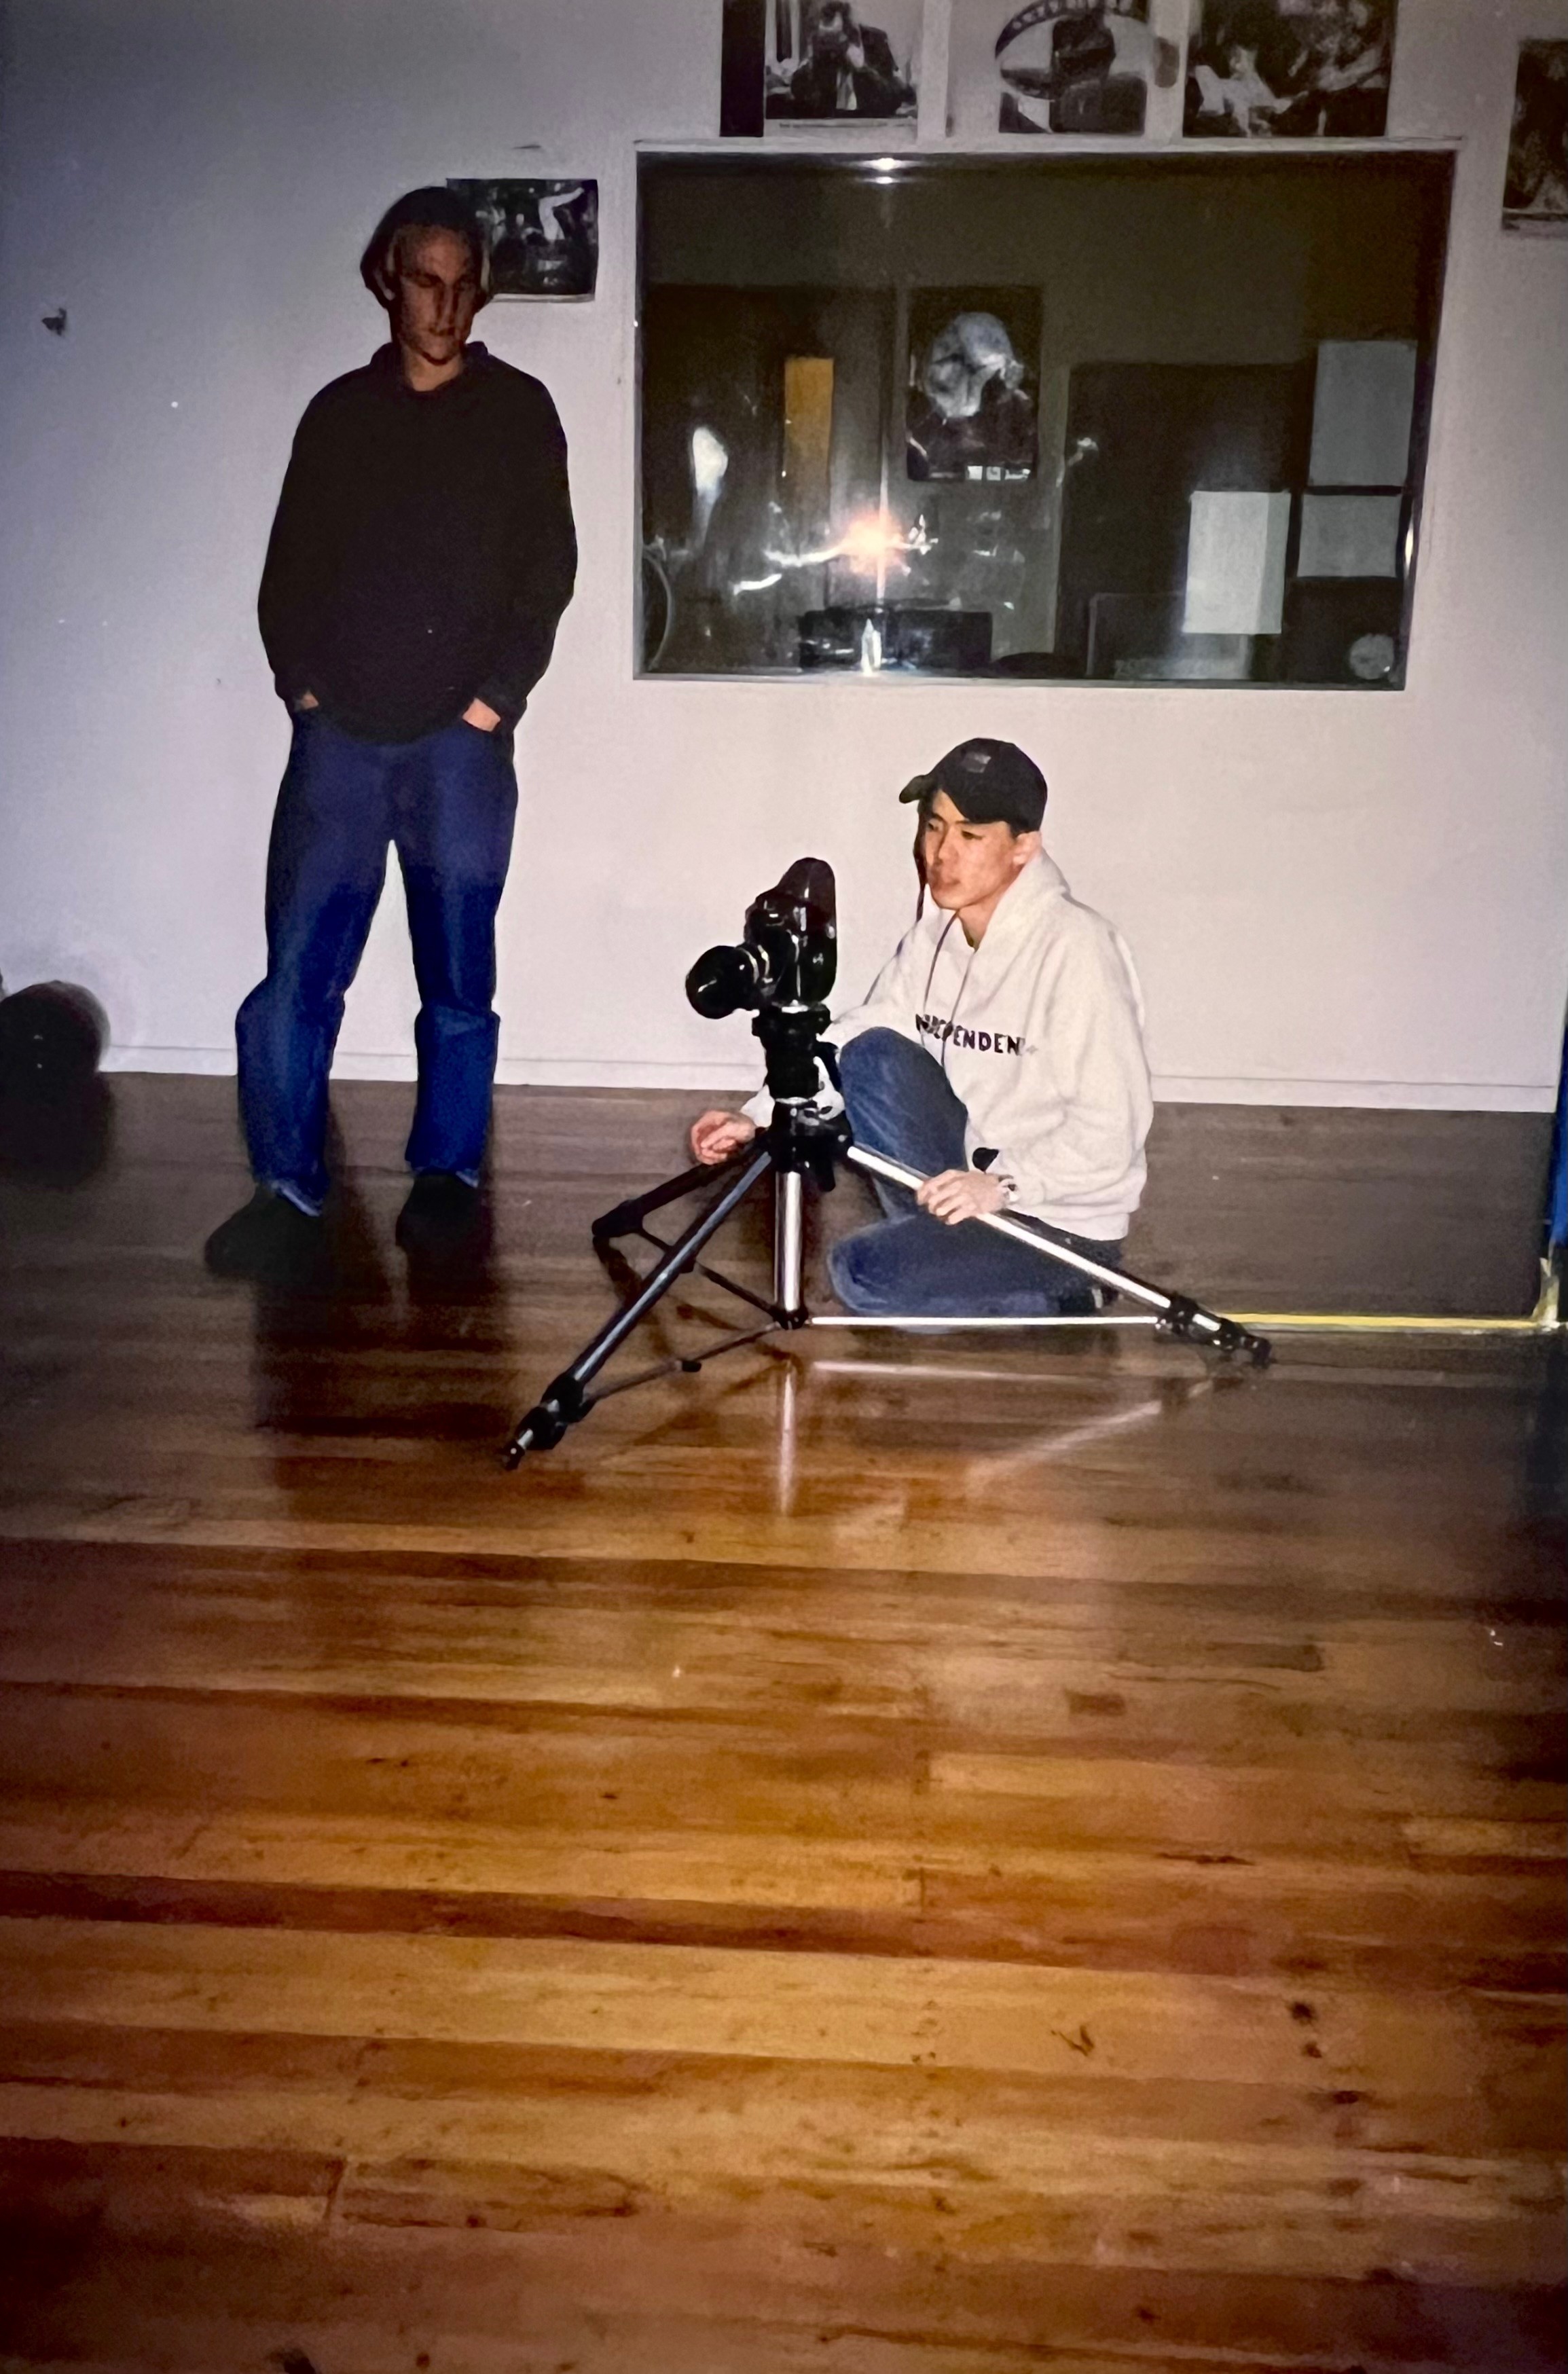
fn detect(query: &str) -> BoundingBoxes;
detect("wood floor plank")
[1,2013,1556,2157]
[0,1915,1553,2113]
[3,2077,1556,2285]
[0,1685,1554,1886]
[1,2167,1561,2373]
[2,1550,1561,1736]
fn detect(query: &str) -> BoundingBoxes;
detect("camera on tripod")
[685,858,837,1021]
[501,850,1269,1465]
[685,858,839,1112]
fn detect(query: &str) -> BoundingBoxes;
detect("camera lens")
[685,943,761,1019]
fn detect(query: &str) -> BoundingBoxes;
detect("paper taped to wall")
[1309,341,1416,488]
[1298,492,1403,578]
[1183,490,1290,636]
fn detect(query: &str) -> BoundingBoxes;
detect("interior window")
[638,151,1451,686]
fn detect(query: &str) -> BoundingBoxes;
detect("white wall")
[0,0,1564,1108]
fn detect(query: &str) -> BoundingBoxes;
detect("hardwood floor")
[0,1077,1562,2371]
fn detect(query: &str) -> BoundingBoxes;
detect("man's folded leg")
[828,1207,1122,1319]
[837,1027,970,1216]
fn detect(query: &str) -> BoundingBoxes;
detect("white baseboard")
[1149,1076,1556,1113]
[103,1045,1557,1113]
[105,1045,239,1077]
[103,1045,759,1092]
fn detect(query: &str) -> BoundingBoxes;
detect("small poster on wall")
[446,179,598,297]
[906,291,1040,481]
[949,0,1175,139]
[1183,0,1396,139]
[721,0,920,134]
[1503,41,1567,233]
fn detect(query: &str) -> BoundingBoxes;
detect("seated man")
[689,738,1152,1316]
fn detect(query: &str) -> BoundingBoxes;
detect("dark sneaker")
[204,1187,324,1281]
[395,1171,483,1258]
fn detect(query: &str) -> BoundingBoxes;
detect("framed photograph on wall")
[721,0,920,134]
[907,289,1040,481]
[949,0,1175,139]
[1184,0,1397,139]
[1502,41,1567,233]
[446,179,598,297]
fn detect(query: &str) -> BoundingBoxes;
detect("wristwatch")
[973,1148,1018,1205]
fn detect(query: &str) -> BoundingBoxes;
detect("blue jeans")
[828,1029,1123,1317]
[235,712,517,1210]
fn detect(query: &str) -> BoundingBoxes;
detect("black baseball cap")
[898,738,1048,832]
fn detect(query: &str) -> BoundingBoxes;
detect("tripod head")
[685,857,839,1112]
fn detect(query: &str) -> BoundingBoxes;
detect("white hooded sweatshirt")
[830,851,1152,1239]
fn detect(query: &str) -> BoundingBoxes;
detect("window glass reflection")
[638,153,1449,685]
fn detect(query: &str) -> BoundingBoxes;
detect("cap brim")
[897,772,937,805]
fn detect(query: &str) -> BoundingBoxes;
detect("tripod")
[501,1065,1271,1466]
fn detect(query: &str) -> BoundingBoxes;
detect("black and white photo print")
[1184,0,1396,139]
[722,0,920,132]
[952,0,1165,137]
[447,179,598,297]
[907,291,1040,482]
[1503,41,1567,232]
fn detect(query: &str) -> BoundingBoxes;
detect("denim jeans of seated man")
[828,1027,1123,1317]
[235,710,517,1213]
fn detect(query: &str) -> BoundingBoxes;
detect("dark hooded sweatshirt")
[258,342,576,743]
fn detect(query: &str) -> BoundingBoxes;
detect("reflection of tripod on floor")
[501,1090,1271,1467]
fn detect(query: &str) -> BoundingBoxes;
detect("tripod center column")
[774,1168,805,1319]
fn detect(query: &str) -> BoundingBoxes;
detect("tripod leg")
[842,1143,1271,1366]
[503,1145,776,1464]
[593,1152,748,1246]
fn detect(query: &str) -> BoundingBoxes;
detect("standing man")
[689,739,1152,1316]
[206,187,576,1276]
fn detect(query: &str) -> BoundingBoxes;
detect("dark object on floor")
[396,1171,484,1258]
[0,978,113,1185]
[0,979,107,1099]
[204,1187,325,1283]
